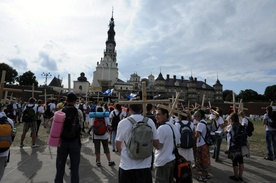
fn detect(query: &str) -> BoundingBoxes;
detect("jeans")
[55,138,81,183]
[213,138,222,160]
[112,130,117,150]
[265,130,276,158]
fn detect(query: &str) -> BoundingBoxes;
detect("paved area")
[2,137,276,183]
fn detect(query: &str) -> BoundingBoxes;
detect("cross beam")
[118,81,170,115]
[24,83,42,98]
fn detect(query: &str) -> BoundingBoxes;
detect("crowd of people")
[0,94,275,182]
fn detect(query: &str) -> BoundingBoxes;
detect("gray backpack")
[126,117,153,159]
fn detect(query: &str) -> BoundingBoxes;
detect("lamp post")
[41,72,51,86]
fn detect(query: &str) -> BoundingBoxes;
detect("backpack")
[78,103,84,112]
[90,105,96,112]
[179,121,194,149]
[44,104,53,118]
[0,117,12,152]
[126,117,153,159]
[200,121,215,146]
[232,124,247,146]
[246,117,254,137]
[60,106,80,140]
[93,118,107,135]
[269,111,276,128]
[22,105,36,122]
[175,157,193,183]
[111,111,121,131]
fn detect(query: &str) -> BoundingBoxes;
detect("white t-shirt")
[116,114,158,170]
[109,110,125,120]
[263,113,276,131]
[241,117,248,126]
[196,120,207,147]
[91,117,110,140]
[214,116,225,131]
[0,112,14,157]
[175,120,195,161]
[154,122,180,167]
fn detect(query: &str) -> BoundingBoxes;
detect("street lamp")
[41,72,51,86]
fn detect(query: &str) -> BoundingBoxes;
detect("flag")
[103,89,111,95]
[127,93,137,99]
[108,89,114,96]
[103,88,114,96]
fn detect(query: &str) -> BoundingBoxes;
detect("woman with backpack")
[194,110,211,182]
[175,112,195,167]
[91,107,115,167]
[226,112,245,181]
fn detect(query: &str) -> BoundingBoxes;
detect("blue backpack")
[179,121,194,149]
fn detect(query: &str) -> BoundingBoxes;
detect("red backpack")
[93,118,107,135]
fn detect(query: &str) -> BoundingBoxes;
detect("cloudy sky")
[1,0,276,95]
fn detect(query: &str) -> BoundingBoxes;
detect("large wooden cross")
[157,92,187,117]
[118,81,170,115]
[224,92,247,112]
[0,70,22,102]
[24,83,42,98]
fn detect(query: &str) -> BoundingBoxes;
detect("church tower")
[92,10,118,92]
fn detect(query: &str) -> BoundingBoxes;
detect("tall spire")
[106,8,116,46]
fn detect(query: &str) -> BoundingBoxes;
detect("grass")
[12,120,268,158]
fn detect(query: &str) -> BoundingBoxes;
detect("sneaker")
[96,161,101,167]
[108,161,115,166]
[20,144,24,148]
[229,175,239,181]
[264,157,273,161]
[238,177,243,181]
[31,144,40,148]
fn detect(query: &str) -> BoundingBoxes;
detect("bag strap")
[199,120,209,144]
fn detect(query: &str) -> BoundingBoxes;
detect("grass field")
[11,120,268,158]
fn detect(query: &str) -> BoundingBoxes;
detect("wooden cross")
[261,101,274,110]
[224,92,237,112]
[0,70,22,102]
[118,81,170,115]
[24,83,42,98]
[157,92,187,117]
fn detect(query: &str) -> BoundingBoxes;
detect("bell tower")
[92,9,119,92]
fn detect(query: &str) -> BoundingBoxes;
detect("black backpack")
[246,117,254,137]
[44,104,53,118]
[78,103,84,112]
[22,105,36,122]
[111,111,121,131]
[179,121,194,149]
[200,121,215,146]
[232,124,247,146]
[269,111,276,128]
[60,106,80,140]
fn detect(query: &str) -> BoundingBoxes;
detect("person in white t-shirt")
[154,107,180,183]
[194,110,211,182]
[175,112,195,164]
[116,104,159,183]
[212,109,226,162]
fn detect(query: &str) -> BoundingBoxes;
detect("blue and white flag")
[127,93,137,99]
[103,89,114,96]
[103,89,111,95]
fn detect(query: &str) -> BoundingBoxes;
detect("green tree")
[16,71,38,87]
[223,90,233,101]
[264,85,276,101]
[0,63,18,84]
[238,89,259,102]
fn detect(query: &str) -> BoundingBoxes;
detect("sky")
[1,0,276,95]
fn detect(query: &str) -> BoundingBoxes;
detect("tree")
[16,71,38,87]
[264,85,276,101]
[237,89,260,102]
[0,63,18,84]
[223,90,233,101]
